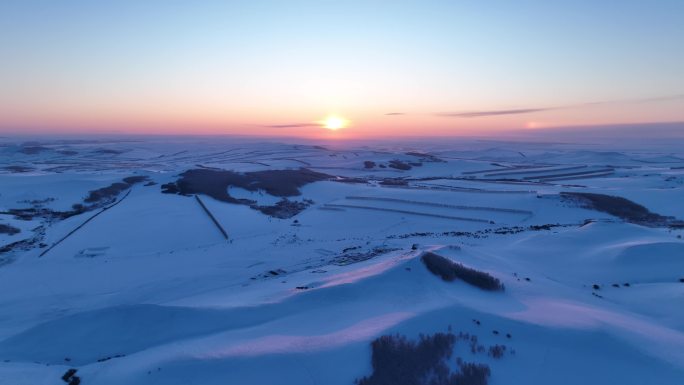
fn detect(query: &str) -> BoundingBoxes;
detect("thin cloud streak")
[437,108,554,118]
[581,94,684,106]
[437,93,684,119]
[264,123,319,128]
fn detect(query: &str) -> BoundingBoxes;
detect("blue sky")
[1,0,683,136]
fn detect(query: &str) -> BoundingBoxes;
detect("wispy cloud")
[385,112,406,116]
[581,94,684,106]
[436,108,554,118]
[437,93,684,119]
[263,123,318,128]
[643,94,684,102]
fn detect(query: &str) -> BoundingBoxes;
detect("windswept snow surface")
[1,136,684,384]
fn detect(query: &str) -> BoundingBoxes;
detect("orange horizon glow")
[2,102,684,139]
[2,88,684,139]
[2,2,683,139]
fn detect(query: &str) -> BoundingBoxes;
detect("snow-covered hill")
[1,137,683,384]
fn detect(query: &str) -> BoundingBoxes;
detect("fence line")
[345,196,532,215]
[324,203,492,224]
[195,195,229,240]
[40,189,133,257]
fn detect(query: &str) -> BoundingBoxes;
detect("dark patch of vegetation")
[379,178,408,186]
[679,278,684,283]
[84,182,130,203]
[19,145,49,155]
[162,168,329,217]
[527,224,558,231]
[561,192,684,228]
[255,198,314,219]
[421,252,504,291]
[364,161,376,169]
[19,197,55,206]
[388,160,412,170]
[122,176,148,184]
[488,345,507,359]
[333,176,368,184]
[331,247,398,266]
[387,222,575,240]
[3,165,34,173]
[357,332,493,385]
[96,353,125,362]
[84,176,148,204]
[0,176,147,257]
[0,224,20,235]
[357,333,455,385]
[592,284,600,290]
[62,369,77,381]
[161,182,179,194]
[94,148,123,154]
[163,168,329,202]
[0,238,37,256]
[406,151,446,163]
[61,368,80,384]
[451,361,491,385]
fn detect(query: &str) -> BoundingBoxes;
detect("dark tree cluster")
[560,192,684,228]
[357,333,492,385]
[84,176,148,203]
[421,252,505,291]
[388,160,412,170]
[162,168,329,202]
[61,368,80,385]
[488,345,507,359]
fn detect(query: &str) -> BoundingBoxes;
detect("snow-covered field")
[1,136,683,384]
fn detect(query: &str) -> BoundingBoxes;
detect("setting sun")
[321,115,348,131]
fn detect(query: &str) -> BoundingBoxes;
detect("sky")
[1,0,683,138]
